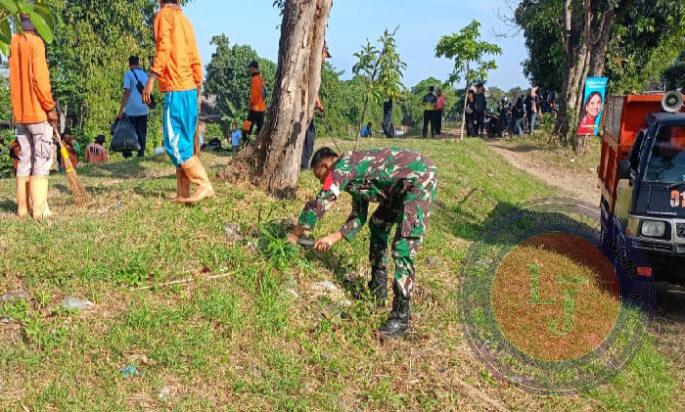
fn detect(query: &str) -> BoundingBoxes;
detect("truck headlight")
[641,220,667,238]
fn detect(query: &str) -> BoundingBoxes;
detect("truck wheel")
[600,223,616,258]
[616,237,654,312]
[616,236,637,300]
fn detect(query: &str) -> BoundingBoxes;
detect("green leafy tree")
[515,0,685,141]
[0,76,14,177]
[663,51,685,91]
[352,27,405,144]
[515,0,565,92]
[435,20,503,138]
[486,86,507,112]
[45,0,192,151]
[203,34,277,138]
[318,63,359,137]
[605,0,685,94]
[376,28,406,100]
[0,0,57,56]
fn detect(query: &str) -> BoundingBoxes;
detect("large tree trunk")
[554,0,619,143]
[589,8,616,76]
[555,0,590,141]
[223,0,332,197]
[459,61,470,140]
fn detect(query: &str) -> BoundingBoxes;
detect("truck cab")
[599,93,685,289]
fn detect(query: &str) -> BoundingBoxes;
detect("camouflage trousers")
[368,168,437,299]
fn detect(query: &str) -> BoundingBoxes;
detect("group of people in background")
[421,86,446,138]
[465,85,557,139]
[465,83,488,137]
[499,87,557,138]
[7,0,216,219]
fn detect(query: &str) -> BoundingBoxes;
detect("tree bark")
[589,8,616,76]
[554,0,618,142]
[555,0,586,140]
[223,0,332,197]
[460,61,470,140]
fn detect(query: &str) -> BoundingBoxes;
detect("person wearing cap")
[85,135,110,165]
[142,0,215,205]
[243,60,267,142]
[300,44,331,171]
[9,13,59,219]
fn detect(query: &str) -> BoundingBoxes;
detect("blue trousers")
[163,89,198,167]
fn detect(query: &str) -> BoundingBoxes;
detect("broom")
[53,128,88,205]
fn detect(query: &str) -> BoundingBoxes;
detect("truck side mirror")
[618,159,631,180]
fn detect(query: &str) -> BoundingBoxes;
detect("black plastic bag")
[110,117,140,153]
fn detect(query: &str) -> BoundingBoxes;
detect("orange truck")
[599,91,685,301]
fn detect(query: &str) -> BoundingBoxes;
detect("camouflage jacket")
[298,148,435,240]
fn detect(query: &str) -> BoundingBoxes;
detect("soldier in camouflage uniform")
[288,147,438,338]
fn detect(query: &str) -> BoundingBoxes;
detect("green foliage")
[0,75,14,177]
[376,28,406,100]
[318,63,361,137]
[514,0,565,91]
[605,0,685,93]
[0,0,58,56]
[352,40,378,81]
[435,20,503,85]
[258,220,299,270]
[663,52,685,91]
[516,0,685,93]
[351,28,406,136]
[203,34,277,135]
[45,0,193,151]
[48,0,157,148]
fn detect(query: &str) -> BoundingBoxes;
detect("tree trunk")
[554,0,592,142]
[554,0,620,143]
[589,8,616,76]
[460,61,470,140]
[224,0,332,197]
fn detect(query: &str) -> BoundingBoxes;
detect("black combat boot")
[379,283,410,338]
[368,268,388,303]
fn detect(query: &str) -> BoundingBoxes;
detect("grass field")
[0,136,680,411]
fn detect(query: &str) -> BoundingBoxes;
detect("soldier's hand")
[286,233,299,245]
[288,224,306,245]
[314,232,343,253]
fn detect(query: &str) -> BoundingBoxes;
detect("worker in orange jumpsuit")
[142,0,214,204]
[242,60,267,143]
[9,14,59,219]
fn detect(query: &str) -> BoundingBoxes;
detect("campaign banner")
[577,77,608,136]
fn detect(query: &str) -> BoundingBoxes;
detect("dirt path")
[487,141,600,205]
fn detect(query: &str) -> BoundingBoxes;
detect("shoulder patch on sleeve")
[322,170,340,197]
[322,170,334,191]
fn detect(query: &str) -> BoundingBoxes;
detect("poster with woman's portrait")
[577,77,608,136]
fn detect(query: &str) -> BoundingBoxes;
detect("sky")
[185,0,530,91]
